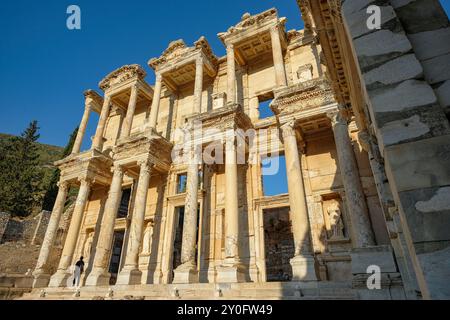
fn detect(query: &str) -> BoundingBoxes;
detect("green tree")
[0,121,43,216]
[41,127,79,211]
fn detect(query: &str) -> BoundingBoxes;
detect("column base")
[290,255,318,281]
[172,261,199,284]
[85,269,111,287]
[32,271,51,288]
[116,267,142,285]
[216,261,245,283]
[48,269,72,288]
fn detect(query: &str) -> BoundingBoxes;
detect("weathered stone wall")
[0,211,52,244]
[340,0,450,299]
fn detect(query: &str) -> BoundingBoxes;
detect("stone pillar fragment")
[148,73,162,131]
[270,24,287,87]
[328,110,375,248]
[85,165,124,286]
[32,181,69,288]
[72,103,91,154]
[120,84,139,138]
[226,44,236,105]
[280,121,317,281]
[92,95,111,150]
[49,178,91,287]
[173,146,200,284]
[116,161,152,285]
[193,56,204,114]
[216,134,245,283]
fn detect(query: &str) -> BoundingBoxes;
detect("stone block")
[408,27,450,61]
[345,5,397,39]
[289,255,318,281]
[353,30,412,71]
[397,186,450,245]
[422,53,450,84]
[417,246,450,299]
[436,80,450,108]
[351,245,397,274]
[363,54,423,89]
[384,134,450,192]
[368,80,436,113]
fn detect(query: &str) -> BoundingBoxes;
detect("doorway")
[108,230,125,285]
[263,207,294,282]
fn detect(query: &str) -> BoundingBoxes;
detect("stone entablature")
[55,149,113,187]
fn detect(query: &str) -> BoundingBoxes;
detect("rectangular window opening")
[117,187,131,218]
[258,92,275,119]
[261,154,288,196]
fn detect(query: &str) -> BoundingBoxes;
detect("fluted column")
[270,24,287,87]
[92,94,111,150]
[217,133,245,283]
[120,84,139,138]
[281,121,317,281]
[49,177,92,287]
[148,73,162,131]
[328,110,375,247]
[193,56,204,114]
[72,103,91,154]
[226,43,236,105]
[173,145,200,283]
[116,161,152,285]
[32,181,69,288]
[85,165,124,286]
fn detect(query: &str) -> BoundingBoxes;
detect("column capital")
[111,164,124,175]
[226,42,235,51]
[280,120,297,138]
[195,54,204,65]
[130,82,141,92]
[155,72,162,82]
[57,181,69,191]
[138,160,153,174]
[78,176,92,186]
[326,109,347,127]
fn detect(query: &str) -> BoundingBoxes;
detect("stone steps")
[20,281,355,300]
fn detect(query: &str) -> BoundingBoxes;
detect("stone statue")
[327,205,344,239]
[141,220,154,254]
[83,232,94,261]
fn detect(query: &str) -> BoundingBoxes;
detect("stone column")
[328,110,375,247]
[226,43,236,105]
[85,165,124,286]
[116,161,152,285]
[249,96,260,121]
[148,73,162,131]
[72,103,91,154]
[32,181,69,288]
[120,84,139,139]
[92,94,111,150]
[193,56,204,114]
[217,133,245,283]
[281,121,317,281]
[49,177,92,287]
[173,146,200,283]
[270,24,287,87]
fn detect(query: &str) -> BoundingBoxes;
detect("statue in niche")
[83,232,94,261]
[327,203,345,240]
[141,220,154,255]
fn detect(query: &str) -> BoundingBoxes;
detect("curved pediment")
[99,64,146,91]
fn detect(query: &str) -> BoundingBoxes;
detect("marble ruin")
[21,2,450,299]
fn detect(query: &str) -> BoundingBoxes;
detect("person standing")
[72,256,85,287]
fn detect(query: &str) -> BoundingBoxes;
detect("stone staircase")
[20,281,355,300]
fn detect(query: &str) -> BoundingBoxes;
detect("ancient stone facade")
[23,4,450,300]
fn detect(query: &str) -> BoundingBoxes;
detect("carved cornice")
[218,8,285,43]
[148,37,218,73]
[271,77,335,116]
[99,64,146,91]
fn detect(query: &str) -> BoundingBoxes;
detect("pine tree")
[0,121,43,216]
[41,127,79,211]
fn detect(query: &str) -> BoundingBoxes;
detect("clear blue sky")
[0,0,303,149]
[1,1,449,148]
